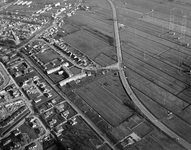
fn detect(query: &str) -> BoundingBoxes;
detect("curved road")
[106,0,191,149]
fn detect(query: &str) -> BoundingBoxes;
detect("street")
[106,0,191,149]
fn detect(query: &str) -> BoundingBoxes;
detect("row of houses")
[59,71,91,87]
[14,0,32,6]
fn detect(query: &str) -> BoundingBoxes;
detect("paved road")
[17,21,56,51]
[3,0,190,149]
[21,52,116,150]
[39,39,89,70]
[106,0,191,149]
[0,1,117,149]
[42,39,119,71]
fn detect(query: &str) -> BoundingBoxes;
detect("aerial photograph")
[1,0,191,150]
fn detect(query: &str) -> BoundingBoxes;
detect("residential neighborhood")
[1,0,191,150]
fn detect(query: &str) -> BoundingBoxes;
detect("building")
[46,62,69,75]
[59,72,87,86]
[16,0,23,5]
[26,1,32,5]
[55,2,60,7]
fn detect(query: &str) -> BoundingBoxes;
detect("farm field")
[67,7,114,40]
[2,0,191,149]
[59,116,104,150]
[60,0,191,149]
[94,51,117,66]
[62,30,111,59]
[36,48,61,64]
[103,0,191,147]
[71,70,186,149]
[96,72,131,102]
[76,80,133,126]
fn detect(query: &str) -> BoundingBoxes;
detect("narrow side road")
[21,52,116,150]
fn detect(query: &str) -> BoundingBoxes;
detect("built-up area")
[0,0,110,150]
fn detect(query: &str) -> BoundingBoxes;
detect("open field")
[36,48,60,64]
[96,72,131,102]
[66,91,113,133]
[129,139,161,150]
[144,129,187,150]
[76,81,133,126]
[65,0,191,148]
[109,114,145,142]
[177,105,191,125]
[62,30,111,59]
[64,0,115,59]
[117,128,188,150]
[98,144,112,150]
[132,87,169,120]
[132,121,153,138]
[103,0,191,147]
[2,0,191,149]
[59,116,104,150]
[68,9,114,43]
[125,67,188,113]
[94,52,116,66]
[161,115,191,143]
[61,0,117,66]
[19,121,39,140]
[61,23,81,35]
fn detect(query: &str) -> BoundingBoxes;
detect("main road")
[12,1,115,149]
[106,0,191,149]
[20,51,116,150]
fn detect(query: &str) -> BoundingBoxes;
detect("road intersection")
[2,0,191,149]
[106,0,191,149]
